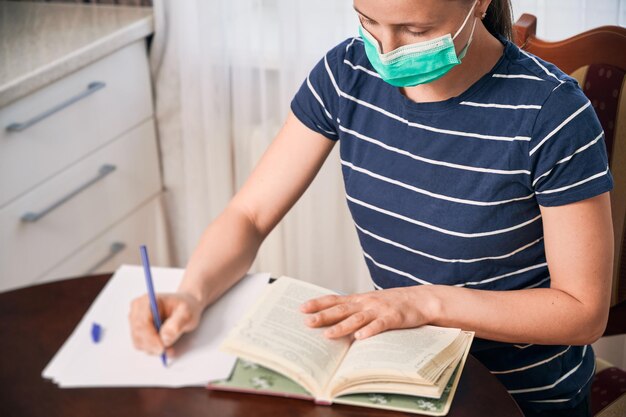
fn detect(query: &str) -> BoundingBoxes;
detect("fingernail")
[162,335,172,346]
[355,331,362,339]
[306,315,316,325]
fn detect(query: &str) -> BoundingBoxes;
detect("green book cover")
[210,356,465,416]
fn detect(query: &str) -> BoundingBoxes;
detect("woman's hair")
[481,0,514,40]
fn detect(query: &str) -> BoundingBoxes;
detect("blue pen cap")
[91,322,103,343]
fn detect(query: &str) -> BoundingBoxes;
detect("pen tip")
[161,353,168,368]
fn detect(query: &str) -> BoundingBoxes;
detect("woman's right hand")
[128,291,203,356]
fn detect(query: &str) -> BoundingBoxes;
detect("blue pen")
[140,245,168,367]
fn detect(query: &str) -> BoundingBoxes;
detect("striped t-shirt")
[290,34,614,411]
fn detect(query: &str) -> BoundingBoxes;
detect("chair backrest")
[513,14,626,311]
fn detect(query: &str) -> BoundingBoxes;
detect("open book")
[209,276,474,416]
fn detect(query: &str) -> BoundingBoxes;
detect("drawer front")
[0,40,153,207]
[38,194,172,284]
[0,119,161,292]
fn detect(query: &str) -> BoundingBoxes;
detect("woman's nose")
[375,30,404,54]
[380,31,404,54]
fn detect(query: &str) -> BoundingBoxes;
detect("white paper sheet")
[42,265,270,388]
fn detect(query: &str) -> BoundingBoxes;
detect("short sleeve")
[528,80,613,206]
[290,43,344,141]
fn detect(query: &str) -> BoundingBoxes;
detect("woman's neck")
[400,24,505,104]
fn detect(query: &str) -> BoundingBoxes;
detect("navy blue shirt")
[290,34,613,410]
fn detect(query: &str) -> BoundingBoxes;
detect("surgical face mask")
[359,0,479,87]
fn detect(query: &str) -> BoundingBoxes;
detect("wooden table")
[0,273,524,417]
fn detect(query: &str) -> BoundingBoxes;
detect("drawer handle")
[21,164,116,223]
[84,242,126,275]
[6,81,106,133]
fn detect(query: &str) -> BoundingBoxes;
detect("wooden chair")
[514,14,626,417]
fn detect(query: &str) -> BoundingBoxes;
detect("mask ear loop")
[457,16,478,59]
[452,0,479,40]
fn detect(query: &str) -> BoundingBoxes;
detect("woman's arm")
[130,112,336,353]
[302,192,614,346]
[178,112,336,308]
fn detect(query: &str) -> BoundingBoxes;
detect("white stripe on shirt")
[354,221,543,264]
[528,361,596,403]
[346,194,542,238]
[519,49,564,84]
[508,346,587,394]
[524,276,550,289]
[460,101,542,110]
[529,101,592,156]
[343,59,382,78]
[339,125,531,176]
[316,125,337,136]
[457,263,548,287]
[365,251,548,288]
[341,159,534,205]
[345,37,358,53]
[535,166,609,195]
[492,74,545,81]
[532,131,604,187]
[324,55,532,143]
[363,251,433,285]
[306,76,333,120]
[491,346,571,374]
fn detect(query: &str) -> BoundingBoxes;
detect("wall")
[512,0,626,39]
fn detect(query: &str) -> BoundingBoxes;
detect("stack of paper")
[43,265,270,388]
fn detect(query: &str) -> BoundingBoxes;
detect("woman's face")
[353,0,479,54]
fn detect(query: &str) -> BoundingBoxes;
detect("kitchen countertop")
[0,1,154,108]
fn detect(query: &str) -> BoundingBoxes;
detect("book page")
[333,332,474,416]
[332,334,470,399]
[329,326,461,395]
[221,276,351,396]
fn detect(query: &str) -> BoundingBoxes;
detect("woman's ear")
[476,0,494,19]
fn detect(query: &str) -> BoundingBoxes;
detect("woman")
[129,1,614,416]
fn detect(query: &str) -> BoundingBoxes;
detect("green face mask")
[359,1,478,87]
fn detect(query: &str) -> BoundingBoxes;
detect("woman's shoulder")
[323,36,367,64]
[314,36,379,87]
[498,38,587,106]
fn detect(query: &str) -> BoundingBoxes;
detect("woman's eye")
[360,17,377,26]
[405,28,428,37]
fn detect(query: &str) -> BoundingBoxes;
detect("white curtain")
[149,0,625,294]
[512,0,626,40]
[150,0,371,293]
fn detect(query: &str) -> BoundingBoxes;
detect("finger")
[129,297,165,355]
[164,346,176,359]
[129,318,164,355]
[300,294,350,313]
[324,310,376,339]
[131,294,167,325]
[354,317,389,340]
[134,333,165,356]
[306,302,359,328]
[159,302,196,347]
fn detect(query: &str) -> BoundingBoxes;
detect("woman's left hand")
[300,286,434,340]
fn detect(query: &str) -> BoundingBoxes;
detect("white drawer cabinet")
[0,39,171,292]
[0,41,153,208]
[0,119,161,289]
[38,195,171,283]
